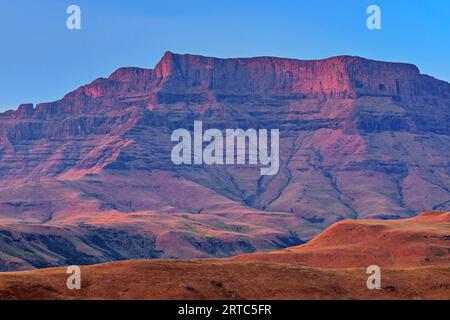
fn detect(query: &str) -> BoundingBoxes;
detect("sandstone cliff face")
[154,52,449,102]
[0,52,449,270]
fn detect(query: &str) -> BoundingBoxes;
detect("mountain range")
[0,52,449,271]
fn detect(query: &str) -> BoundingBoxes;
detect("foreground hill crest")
[0,211,448,299]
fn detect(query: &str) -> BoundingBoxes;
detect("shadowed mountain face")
[0,52,449,270]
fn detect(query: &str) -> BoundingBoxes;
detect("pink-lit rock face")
[0,52,449,270]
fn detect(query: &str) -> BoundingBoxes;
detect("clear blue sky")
[1,0,449,111]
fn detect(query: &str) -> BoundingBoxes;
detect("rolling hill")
[0,211,448,300]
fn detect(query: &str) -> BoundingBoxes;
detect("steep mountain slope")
[0,52,449,270]
[0,211,448,300]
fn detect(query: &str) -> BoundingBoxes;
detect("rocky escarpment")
[154,52,450,102]
[0,52,449,270]
[3,52,449,118]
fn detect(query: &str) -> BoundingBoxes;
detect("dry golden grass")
[0,211,448,300]
[0,260,448,300]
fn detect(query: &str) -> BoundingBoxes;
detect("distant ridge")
[2,52,450,117]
